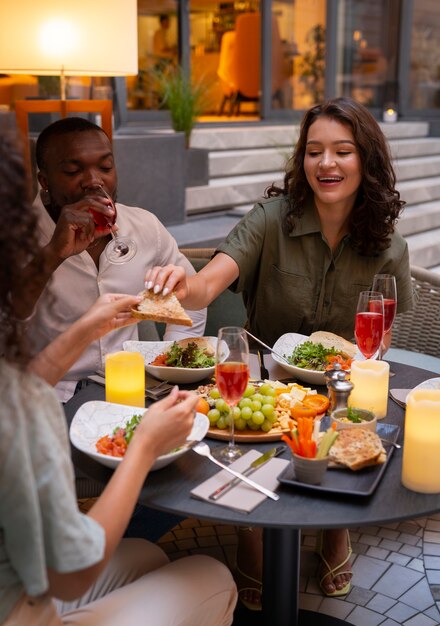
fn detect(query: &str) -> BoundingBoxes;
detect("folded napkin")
[191,449,289,513]
[389,388,410,407]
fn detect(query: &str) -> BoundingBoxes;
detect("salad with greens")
[151,341,215,369]
[286,341,344,371]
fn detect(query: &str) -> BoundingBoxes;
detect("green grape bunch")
[206,382,279,433]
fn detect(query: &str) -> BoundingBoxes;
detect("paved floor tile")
[380,538,404,551]
[403,613,439,626]
[408,558,426,573]
[426,570,440,584]
[426,520,440,532]
[400,533,424,546]
[346,586,375,606]
[352,555,391,589]
[299,592,322,612]
[379,528,401,541]
[387,552,411,566]
[319,597,355,620]
[424,604,440,622]
[423,543,440,557]
[425,531,440,544]
[366,593,397,613]
[399,578,437,611]
[400,544,423,558]
[425,556,440,569]
[367,546,391,560]
[360,533,382,547]
[380,619,402,626]
[362,526,381,536]
[431,585,440,601]
[399,522,423,535]
[352,541,369,555]
[385,602,419,623]
[372,563,423,598]
[344,605,387,626]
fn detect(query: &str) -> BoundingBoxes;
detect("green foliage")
[37,76,60,98]
[154,67,209,147]
[300,23,326,104]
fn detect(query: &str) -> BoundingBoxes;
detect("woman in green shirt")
[146,97,413,606]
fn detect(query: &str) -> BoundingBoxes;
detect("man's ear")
[37,171,48,191]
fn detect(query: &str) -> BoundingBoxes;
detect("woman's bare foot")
[318,529,352,595]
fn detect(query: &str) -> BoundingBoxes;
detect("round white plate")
[271,332,359,385]
[412,377,440,392]
[123,337,217,384]
[69,400,209,471]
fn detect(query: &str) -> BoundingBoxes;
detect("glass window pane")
[272,0,326,110]
[128,1,178,111]
[336,0,400,109]
[409,0,440,110]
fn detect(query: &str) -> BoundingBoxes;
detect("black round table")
[66,361,440,626]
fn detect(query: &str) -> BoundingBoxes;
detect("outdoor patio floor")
[157,514,440,625]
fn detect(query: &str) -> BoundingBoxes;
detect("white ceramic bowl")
[123,338,217,384]
[271,333,359,385]
[330,407,377,432]
[69,400,209,470]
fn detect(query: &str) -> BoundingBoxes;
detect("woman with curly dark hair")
[0,133,237,625]
[145,97,413,608]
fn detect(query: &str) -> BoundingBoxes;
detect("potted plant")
[299,24,326,105]
[154,66,210,186]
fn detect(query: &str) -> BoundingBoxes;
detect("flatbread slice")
[329,428,385,471]
[131,290,193,327]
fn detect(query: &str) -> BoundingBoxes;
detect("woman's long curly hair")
[266,97,404,256]
[0,133,43,365]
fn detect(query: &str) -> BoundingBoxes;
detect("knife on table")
[208,445,286,501]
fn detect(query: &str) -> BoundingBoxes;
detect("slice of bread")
[131,290,193,327]
[309,331,357,359]
[174,337,214,356]
[329,428,385,471]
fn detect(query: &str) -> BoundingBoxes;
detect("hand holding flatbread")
[131,290,193,327]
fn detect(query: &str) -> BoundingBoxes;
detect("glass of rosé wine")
[372,274,397,359]
[87,185,137,264]
[213,326,250,463]
[355,291,384,360]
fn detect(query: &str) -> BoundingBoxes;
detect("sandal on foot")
[317,530,352,597]
[235,565,262,611]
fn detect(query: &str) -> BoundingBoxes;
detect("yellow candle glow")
[402,389,440,493]
[105,351,145,408]
[348,359,389,419]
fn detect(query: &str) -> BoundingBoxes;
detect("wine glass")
[355,291,384,359]
[213,326,250,464]
[372,274,397,359]
[88,186,137,264]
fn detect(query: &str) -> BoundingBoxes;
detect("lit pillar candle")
[402,389,440,493]
[105,351,145,408]
[348,360,389,419]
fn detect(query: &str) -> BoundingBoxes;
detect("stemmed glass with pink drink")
[372,274,397,358]
[355,291,384,359]
[88,186,137,264]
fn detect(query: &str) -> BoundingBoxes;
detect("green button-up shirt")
[217,196,413,346]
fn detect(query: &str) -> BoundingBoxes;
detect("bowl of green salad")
[271,332,358,385]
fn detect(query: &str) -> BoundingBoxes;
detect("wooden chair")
[391,265,440,357]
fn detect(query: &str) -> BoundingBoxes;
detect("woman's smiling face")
[303,116,362,213]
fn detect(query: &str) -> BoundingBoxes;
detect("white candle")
[348,359,389,419]
[383,107,397,122]
[402,389,440,493]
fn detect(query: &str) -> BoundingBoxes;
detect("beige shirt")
[29,194,206,402]
[217,195,413,346]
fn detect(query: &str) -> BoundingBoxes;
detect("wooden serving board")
[206,426,288,443]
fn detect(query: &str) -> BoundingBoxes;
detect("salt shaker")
[324,363,354,413]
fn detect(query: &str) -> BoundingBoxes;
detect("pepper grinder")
[324,363,354,413]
